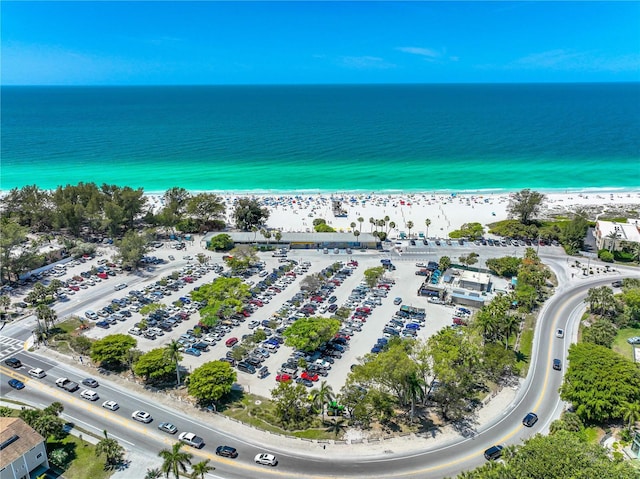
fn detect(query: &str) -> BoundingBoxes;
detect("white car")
[102,400,119,411]
[556,329,564,338]
[80,389,99,401]
[28,368,46,379]
[254,453,278,466]
[131,410,152,423]
[114,282,128,291]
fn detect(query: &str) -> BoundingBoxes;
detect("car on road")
[555,328,564,338]
[393,297,402,305]
[82,378,99,388]
[102,400,119,411]
[5,357,22,368]
[80,389,99,401]
[522,412,539,427]
[215,445,238,458]
[158,422,178,434]
[553,359,562,371]
[132,410,153,423]
[254,453,278,466]
[612,280,623,288]
[8,379,25,390]
[484,445,504,460]
[28,368,46,379]
[178,432,204,449]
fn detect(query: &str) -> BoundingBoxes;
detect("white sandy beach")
[145,191,640,239]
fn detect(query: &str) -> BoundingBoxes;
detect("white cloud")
[508,49,640,72]
[340,56,395,69]
[396,46,441,59]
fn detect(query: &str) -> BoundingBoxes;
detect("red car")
[97,272,108,279]
[68,285,80,291]
[301,371,319,382]
[335,333,350,340]
[250,299,264,307]
[275,374,292,382]
[183,276,194,283]
[225,337,238,347]
[73,275,84,282]
[356,307,371,314]
[240,309,251,317]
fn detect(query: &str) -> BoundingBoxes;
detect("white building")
[457,270,492,292]
[0,418,49,479]
[594,219,640,252]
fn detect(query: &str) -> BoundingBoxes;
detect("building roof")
[458,270,491,284]
[0,417,46,467]
[596,219,640,243]
[203,231,379,244]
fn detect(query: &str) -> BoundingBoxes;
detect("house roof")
[0,417,46,467]
[596,219,640,243]
[458,270,491,284]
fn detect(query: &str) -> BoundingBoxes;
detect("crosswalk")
[0,335,25,361]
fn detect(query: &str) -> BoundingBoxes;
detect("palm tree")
[325,417,347,438]
[353,230,361,247]
[190,459,215,479]
[145,468,163,479]
[501,314,520,350]
[35,304,57,334]
[96,430,125,468]
[405,371,425,423]
[165,340,183,386]
[406,220,414,239]
[369,217,375,233]
[159,442,193,479]
[606,229,621,252]
[357,217,364,232]
[425,218,431,238]
[350,222,356,232]
[313,381,334,421]
[274,230,282,244]
[251,225,258,243]
[621,401,640,431]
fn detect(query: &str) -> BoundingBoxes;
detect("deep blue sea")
[2,83,639,193]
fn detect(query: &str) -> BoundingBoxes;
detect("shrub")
[598,250,614,262]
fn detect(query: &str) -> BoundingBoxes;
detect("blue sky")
[2,1,639,85]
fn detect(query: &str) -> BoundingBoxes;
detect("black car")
[216,445,238,458]
[484,445,504,460]
[553,359,562,371]
[82,378,99,388]
[296,377,313,387]
[5,357,22,368]
[522,412,539,427]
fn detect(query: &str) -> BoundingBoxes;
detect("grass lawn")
[516,313,536,376]
[612,328,640,361]
[47,434,112,479]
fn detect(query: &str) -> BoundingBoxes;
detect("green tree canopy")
[582,318,617,348]
[190,277,251,327]
[116,229,150,269]
[187,361,237,404]
[485,256,522,277]
[449,222,484,240]
[282,316,341,353]
[133,348,176,383]
[232,198,270,231]
[207,233,234,251]
[363,266,385,288]
[90,334,137,368]
[506,189,546,225]
[560,343,640,423]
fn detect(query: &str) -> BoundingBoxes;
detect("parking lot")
[26,239,515,400]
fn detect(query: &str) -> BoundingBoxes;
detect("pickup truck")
[56,377,79,392]
[178,432,205,449]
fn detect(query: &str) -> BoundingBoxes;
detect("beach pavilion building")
[202,231,381,250]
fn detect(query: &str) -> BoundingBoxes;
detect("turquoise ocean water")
[2,83,639,193]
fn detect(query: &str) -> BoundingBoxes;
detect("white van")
[28,368,46,379]
[114,283,128,291]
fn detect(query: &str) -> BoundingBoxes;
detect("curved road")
[1,270,637,478]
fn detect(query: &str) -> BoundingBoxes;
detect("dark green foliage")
[598,249,614,262]
[187,361,237,404]
[448,222,484,240]
[314,223,336,232]
[207,233,234,251]
[560,343,640,423]
[485,256,522,277]
[582,318,617,348]
[506,189,545,224]
[283,316,341,352]
[232,198,269,231]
